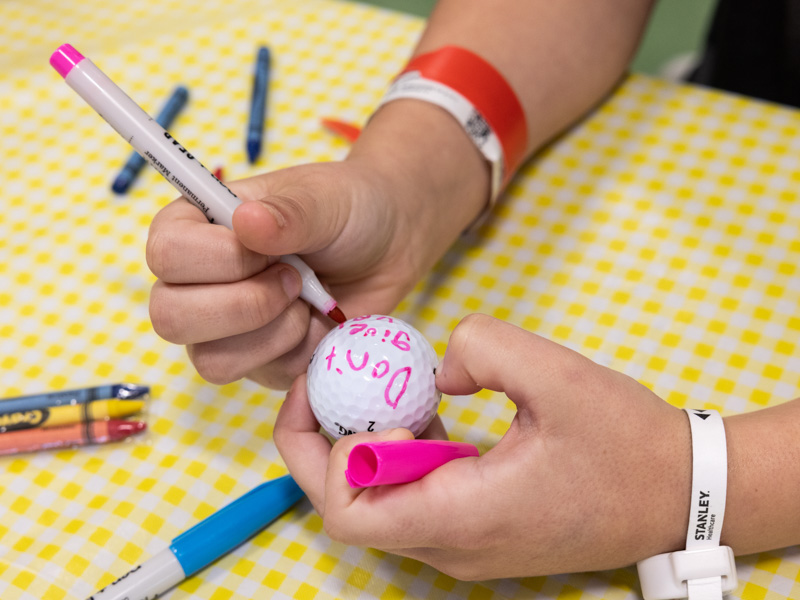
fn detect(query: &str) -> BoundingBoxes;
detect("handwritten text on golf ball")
[322,316,414,410]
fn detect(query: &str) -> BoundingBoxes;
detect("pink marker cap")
[345,440,479,488]
[50,44,85,78]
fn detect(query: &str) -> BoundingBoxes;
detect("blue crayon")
[247,46,271,164]
[0,383,150,414]
[112,85,189,194]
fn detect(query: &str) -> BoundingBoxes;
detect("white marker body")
[86,547,184,600]
[281,254,337,313]
[64,58,240,229]
[62,55,337,315]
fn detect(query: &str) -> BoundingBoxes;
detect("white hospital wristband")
[637,409,738,600]
[377,46,528,230]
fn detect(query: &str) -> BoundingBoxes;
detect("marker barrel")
[51,44,342,321]
[112,85,189,194]
[85,548,183,600]
[62,57,239,228]
[172,474,303,575]
[83,475,304,600]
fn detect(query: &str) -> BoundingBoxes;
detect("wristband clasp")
[638,546,738,600]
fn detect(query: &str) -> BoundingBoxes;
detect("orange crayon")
[0,419,146,456]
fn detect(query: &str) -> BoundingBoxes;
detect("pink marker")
[345,440,479,488]
[49,44,345,325]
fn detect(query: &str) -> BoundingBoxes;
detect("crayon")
[0,400,144,432]
[246,46,271,163]
[321,117,361,143]
[112,85,189,193]
[0,383,149,413]
[50,44,346,325]
[0,420,146,456]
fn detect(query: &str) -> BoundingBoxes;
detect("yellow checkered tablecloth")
[1,0,800,598]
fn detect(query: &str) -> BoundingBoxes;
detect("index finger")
[273,374,333,514]
[147,197,271,283]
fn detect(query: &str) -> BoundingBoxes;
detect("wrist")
[346,99,490,273]
[631,406,694,561]
[637,409,737,600]
[721,401,800,554]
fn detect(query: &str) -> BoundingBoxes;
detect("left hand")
[274,314,692,580]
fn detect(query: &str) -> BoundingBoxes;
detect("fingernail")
[263,202,287,229]
[280,267,302,298]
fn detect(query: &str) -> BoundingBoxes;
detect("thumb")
[435,313,591,408]
[228,167,348,257]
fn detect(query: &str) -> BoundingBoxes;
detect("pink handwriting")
[343,324,412,352]
[325,346,336,370]
[384,366,411,408]
[321,318,421,410]
[323,343,413,409]
[346,349,368,371]
[372,360,389,378]
[391,331,411,351]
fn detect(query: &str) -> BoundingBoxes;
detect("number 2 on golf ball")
[307,315,441,439]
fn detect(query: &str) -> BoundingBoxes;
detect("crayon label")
[0,409,47,432]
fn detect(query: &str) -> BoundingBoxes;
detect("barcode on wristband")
[380,72,504,202]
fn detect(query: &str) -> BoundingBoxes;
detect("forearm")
[723,397,800,554]
[417,0,656,155]
[348,0,655,276]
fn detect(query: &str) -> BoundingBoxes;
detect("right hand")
[146,101,491,390]
[147,161,420,390]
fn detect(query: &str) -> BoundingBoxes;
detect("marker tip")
[327,306,346,324]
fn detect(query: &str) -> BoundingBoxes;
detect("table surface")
[2,0,799,599]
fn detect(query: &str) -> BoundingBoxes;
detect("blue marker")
[247,46,271,163]
[0,383,149,413]
[111,85,189,193]
[85,475,305,600]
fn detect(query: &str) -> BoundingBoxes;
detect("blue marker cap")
[169,474,304,576]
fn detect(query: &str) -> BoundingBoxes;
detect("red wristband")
[399,46,528,184]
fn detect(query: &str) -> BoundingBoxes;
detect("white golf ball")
[307,314,441,439]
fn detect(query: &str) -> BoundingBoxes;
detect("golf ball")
[307,314,441,439]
